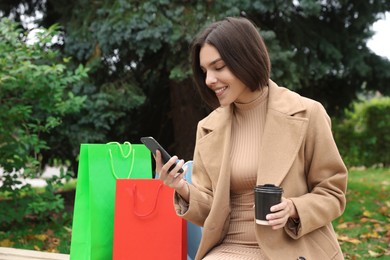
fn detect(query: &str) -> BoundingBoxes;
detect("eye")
[215,65,226,71]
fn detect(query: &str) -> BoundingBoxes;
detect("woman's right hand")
[154,150,190,202]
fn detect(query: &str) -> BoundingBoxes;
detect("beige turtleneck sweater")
[203,87,269,260]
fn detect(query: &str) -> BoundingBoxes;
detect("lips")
[215,86,227,96]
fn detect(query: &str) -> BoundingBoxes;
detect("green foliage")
[0,17,88,225]
[52,0,390,145]
[247,1,390,115]
[1,0,390,168]
[21,0,256,165]
[0,204,73,252]
[334,96,390,167]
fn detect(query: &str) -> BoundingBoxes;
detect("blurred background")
[0,0,389,258]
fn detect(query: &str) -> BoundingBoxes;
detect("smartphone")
[140,136,184,175]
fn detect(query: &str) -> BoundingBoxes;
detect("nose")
[205,71,217,87]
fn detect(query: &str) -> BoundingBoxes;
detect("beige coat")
[175,80,348,260]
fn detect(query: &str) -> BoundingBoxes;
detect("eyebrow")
[200,57,223,70]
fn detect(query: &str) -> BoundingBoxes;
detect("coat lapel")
[196,80,309,188]
[257,81,309,186]
[197,106,233,187]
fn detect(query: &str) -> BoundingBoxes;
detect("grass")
[333,167,390,259]
[1,168,389,258]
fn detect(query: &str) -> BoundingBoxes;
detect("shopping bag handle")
[107,141,135,179]
[132,183,163,217]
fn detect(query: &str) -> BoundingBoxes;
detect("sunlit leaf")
[360,231,380,239]
[0,239,14,247]
[34,234,48,241]
[362,210,372,217]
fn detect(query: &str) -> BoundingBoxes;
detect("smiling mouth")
[215,86,227,96]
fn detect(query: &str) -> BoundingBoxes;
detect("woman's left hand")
[266,198,298,230]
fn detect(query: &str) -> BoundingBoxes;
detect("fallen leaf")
[337,221,360,229]
[360,231,380,239]
[337,223,349,229]
[386,228,390,238]
[360,217,382,224]
[63,226,72,233]
[337,235,361,244]
[368,250,383,257]
[46,229,54,236]
[362,210,372,217]
[51,237,60,245]
[378,206,389,216]
[0,239,14,247]
[373,223,385,233]
[35,234,48,241]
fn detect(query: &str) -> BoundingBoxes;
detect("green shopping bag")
[70,142,152,260]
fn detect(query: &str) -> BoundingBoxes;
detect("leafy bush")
[0,18,88,225]
[334,96,390,167]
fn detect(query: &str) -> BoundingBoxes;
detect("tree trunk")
[169,79,209,161]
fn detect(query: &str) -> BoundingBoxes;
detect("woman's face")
[199,43,255,107]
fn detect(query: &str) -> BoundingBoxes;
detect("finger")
[266,211,285,222]
[170,177,188,191]
[268,214,289,229]
[169,164,188,184]
[272,222,286,230]
[167,159,184,179]
[155,150,164,168]
[161,156,179,181]
[270,200,288,212]
[172,159,185,178]
[154,150,164,177]
[166,168,185,188]
[162,155,177,171]
[267,203,289,221]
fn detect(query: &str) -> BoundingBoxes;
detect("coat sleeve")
[174,121,214,227]
[285,101,348,239]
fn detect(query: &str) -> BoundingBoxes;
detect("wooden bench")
[0,247,69,260]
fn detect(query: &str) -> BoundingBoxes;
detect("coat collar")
[197,80,309,186]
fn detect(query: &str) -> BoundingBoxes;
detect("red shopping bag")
[113,179,187,260]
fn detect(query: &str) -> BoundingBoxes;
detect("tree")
[1,0,389,168]
[247,1,390,114]
[0,18,88,223]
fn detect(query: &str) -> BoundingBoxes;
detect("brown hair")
[191,17,271,109]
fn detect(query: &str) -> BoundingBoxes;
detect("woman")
[155,17,347,260]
